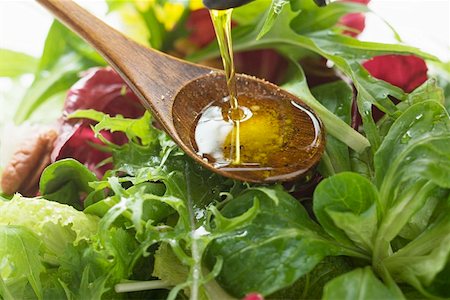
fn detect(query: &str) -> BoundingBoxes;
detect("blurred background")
[1,0,449,59]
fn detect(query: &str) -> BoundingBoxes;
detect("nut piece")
[1,130,57,196]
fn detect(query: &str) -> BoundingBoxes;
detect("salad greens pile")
[1,0,450,299]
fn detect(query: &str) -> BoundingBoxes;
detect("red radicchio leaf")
[186,9,216,48]
[338,0,370,37]
[234,49,288,84]
[339,13,366,37]
[63,67,144,116]
[338,0,427,123]
[51,67,145,177]
[363,55,428,93]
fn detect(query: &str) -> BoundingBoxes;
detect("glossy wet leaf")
[39,159,99,210]
[312,81,353,176]
[269,256,352,299]
[257,0,289,39]
[205,187,352,297]
[372,101,450,295]
[375,100,450,204]
[383,207,450,298]
[322,267,399,300]
[314,172,379,252]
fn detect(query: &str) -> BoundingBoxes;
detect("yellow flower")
[110,0,205,48]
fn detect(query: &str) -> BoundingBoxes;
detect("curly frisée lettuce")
[0,195,99,299]
[0,195,139,300]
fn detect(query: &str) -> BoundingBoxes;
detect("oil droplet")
[401,130,412,144]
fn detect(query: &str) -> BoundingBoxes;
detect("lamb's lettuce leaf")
[322,267,399,300]
[268,256,352,299]
[313,172,379,253]
[205,187,367,297]
[312,99,450,299]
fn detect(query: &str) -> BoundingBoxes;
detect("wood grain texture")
[36,0,325,183]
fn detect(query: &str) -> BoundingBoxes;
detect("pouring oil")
[191,8,324,181]
[209,9,242,164]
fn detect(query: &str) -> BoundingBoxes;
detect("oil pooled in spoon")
[192,93,323,181]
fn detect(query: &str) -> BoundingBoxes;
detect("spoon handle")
[36,0,212,118]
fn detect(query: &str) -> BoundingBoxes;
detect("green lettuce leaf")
[0,49,38,77]
[0,226,45,300]
[205,187,365,297]
[312,81,353,176]
[314,172,379,253]
[268,256,352,299]
[0,195,99,253]
[322,267,399,300]
[39,158,99,210]
[13,21,105,123]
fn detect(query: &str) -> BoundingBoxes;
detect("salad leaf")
[0,196,106,299]
[58,227,138,300]
[313,172,379,252]
[0,226,45,300]
[290,1,368,34]
[311,80,353,176]
[257,0,289,39]
[375,100,450,209]
[0,49,38,77]
[322,267,399,300]
[233,0,271,25]
[269,256,352,299]
[13,53,87,123]
[13,21,106,123]
[205,187,366,297]
[39,158,99,210]
[0,195,99,256]
[383,209,450,298]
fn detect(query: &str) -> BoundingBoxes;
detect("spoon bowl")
[173,73,325,182]
[37,0,325,183]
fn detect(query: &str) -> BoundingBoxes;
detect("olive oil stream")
[209,9,242,164]
[191,8,324,181]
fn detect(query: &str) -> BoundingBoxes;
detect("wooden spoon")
[36,0,325,183]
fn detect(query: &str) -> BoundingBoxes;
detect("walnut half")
[1,129,57,196]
